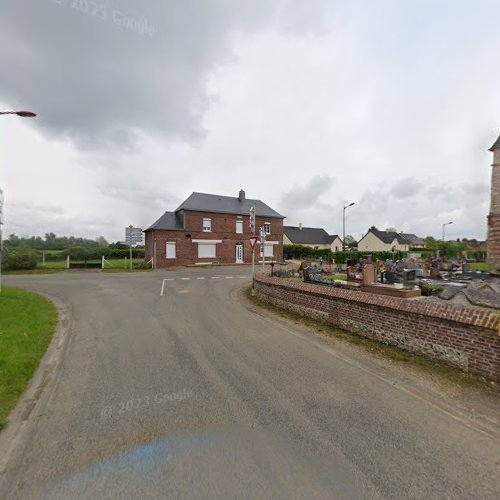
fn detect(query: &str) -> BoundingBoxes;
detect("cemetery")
[257,254,500,381]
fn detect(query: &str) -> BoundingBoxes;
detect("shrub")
[6,249,38,270]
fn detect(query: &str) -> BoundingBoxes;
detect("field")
[0,287,58,430]
[37,258,147,270]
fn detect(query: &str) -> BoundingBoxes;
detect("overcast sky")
[0,0,499,242]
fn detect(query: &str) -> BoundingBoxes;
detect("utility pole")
[250,205,256,294]
[260,226,266,270]
[441,221,453,258]
[128,224,133,271]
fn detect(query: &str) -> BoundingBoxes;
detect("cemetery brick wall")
[255,274,500,381]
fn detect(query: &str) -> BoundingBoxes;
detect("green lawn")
[469,262,494,272]
[37,258,147,270]
[0,287,58,430]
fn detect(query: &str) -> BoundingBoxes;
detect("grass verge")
[0,287,58,430]
[244,287,497,392]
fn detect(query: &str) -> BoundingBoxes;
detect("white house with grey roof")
[283,225,343,252]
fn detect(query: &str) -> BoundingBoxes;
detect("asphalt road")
[0,267,499,499]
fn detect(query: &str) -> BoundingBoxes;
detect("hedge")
[60,247,145,260]
[5,249,39,270]
[283,245,407,264]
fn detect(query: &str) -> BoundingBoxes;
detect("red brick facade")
[145,211,284,267]
[255,274,500,381]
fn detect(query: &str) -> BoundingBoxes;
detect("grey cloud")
[0,0,277,149]
[278,174,335,211]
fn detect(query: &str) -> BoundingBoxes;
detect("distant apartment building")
[144,190,284,267]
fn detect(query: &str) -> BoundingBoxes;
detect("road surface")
[0,267,499,499]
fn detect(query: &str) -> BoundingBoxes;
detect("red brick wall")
[487,214,500,270]
[255,274,500,381]
[145,211,284,267]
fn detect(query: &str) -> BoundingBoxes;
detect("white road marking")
[197,277,205,280]
[181,277,190,281]
[211,277,220,279]
[160,279,168,297]
[238,276,249,278]
[225,276,233,279]
[165,278,175,281]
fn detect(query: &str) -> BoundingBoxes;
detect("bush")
[6,249,38,270]
[283,245,407,264]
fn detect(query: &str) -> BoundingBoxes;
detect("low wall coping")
[256,273,499,333]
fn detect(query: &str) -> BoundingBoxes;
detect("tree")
[369,225,378,231]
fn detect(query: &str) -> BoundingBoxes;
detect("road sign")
[249,236,258,250]
[125,226,143,246]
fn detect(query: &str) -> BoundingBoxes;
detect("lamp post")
[342,202,355,251]
[0,110,37,293]
[441,221,453,259]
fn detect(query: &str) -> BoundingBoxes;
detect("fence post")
[102,255,105,269]
[66,256,70,269]
[125,256,127,269]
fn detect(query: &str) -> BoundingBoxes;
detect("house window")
[203,218,211,232]
[264,222,271,235]
[166,242,176,259]
[236,220,243,234]
[198,242,216,258]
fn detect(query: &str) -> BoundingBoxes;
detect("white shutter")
[264,243,273,257]
[198,242,216,258]
[166,242,176,259]
[236,220,243,234]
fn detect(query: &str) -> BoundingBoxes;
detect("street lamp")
[342,202,355,251]
[0,110,37,117]
[441,221,453,259]
[442,221,453,242]
[0,110,37,293]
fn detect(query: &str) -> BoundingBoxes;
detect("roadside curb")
[0,292,72,479]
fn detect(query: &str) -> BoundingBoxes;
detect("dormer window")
[203,218,211,232]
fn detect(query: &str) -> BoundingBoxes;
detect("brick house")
[144,190,285,267]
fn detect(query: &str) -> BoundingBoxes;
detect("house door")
[236,244,243,263]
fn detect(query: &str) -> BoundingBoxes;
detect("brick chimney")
[238,189,245,202]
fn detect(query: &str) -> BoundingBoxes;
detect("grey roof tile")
[489,134,500,151]
[175,192,284,218]
[145,211,184,231]
[284,226,337,245]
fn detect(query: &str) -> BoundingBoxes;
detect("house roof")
[145,211,184,231]
[175,192,284,218]
[401,233,425,246]
[489,134,500,151]
[325,234,342,244]
[284,226,339,245]
[369,229,409,245]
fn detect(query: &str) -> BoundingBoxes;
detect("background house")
[284,225,343,252]
[144,190,284,267]
[358,229,411,252]
[401,233,425,248]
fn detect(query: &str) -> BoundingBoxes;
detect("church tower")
[487,134,500,269]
